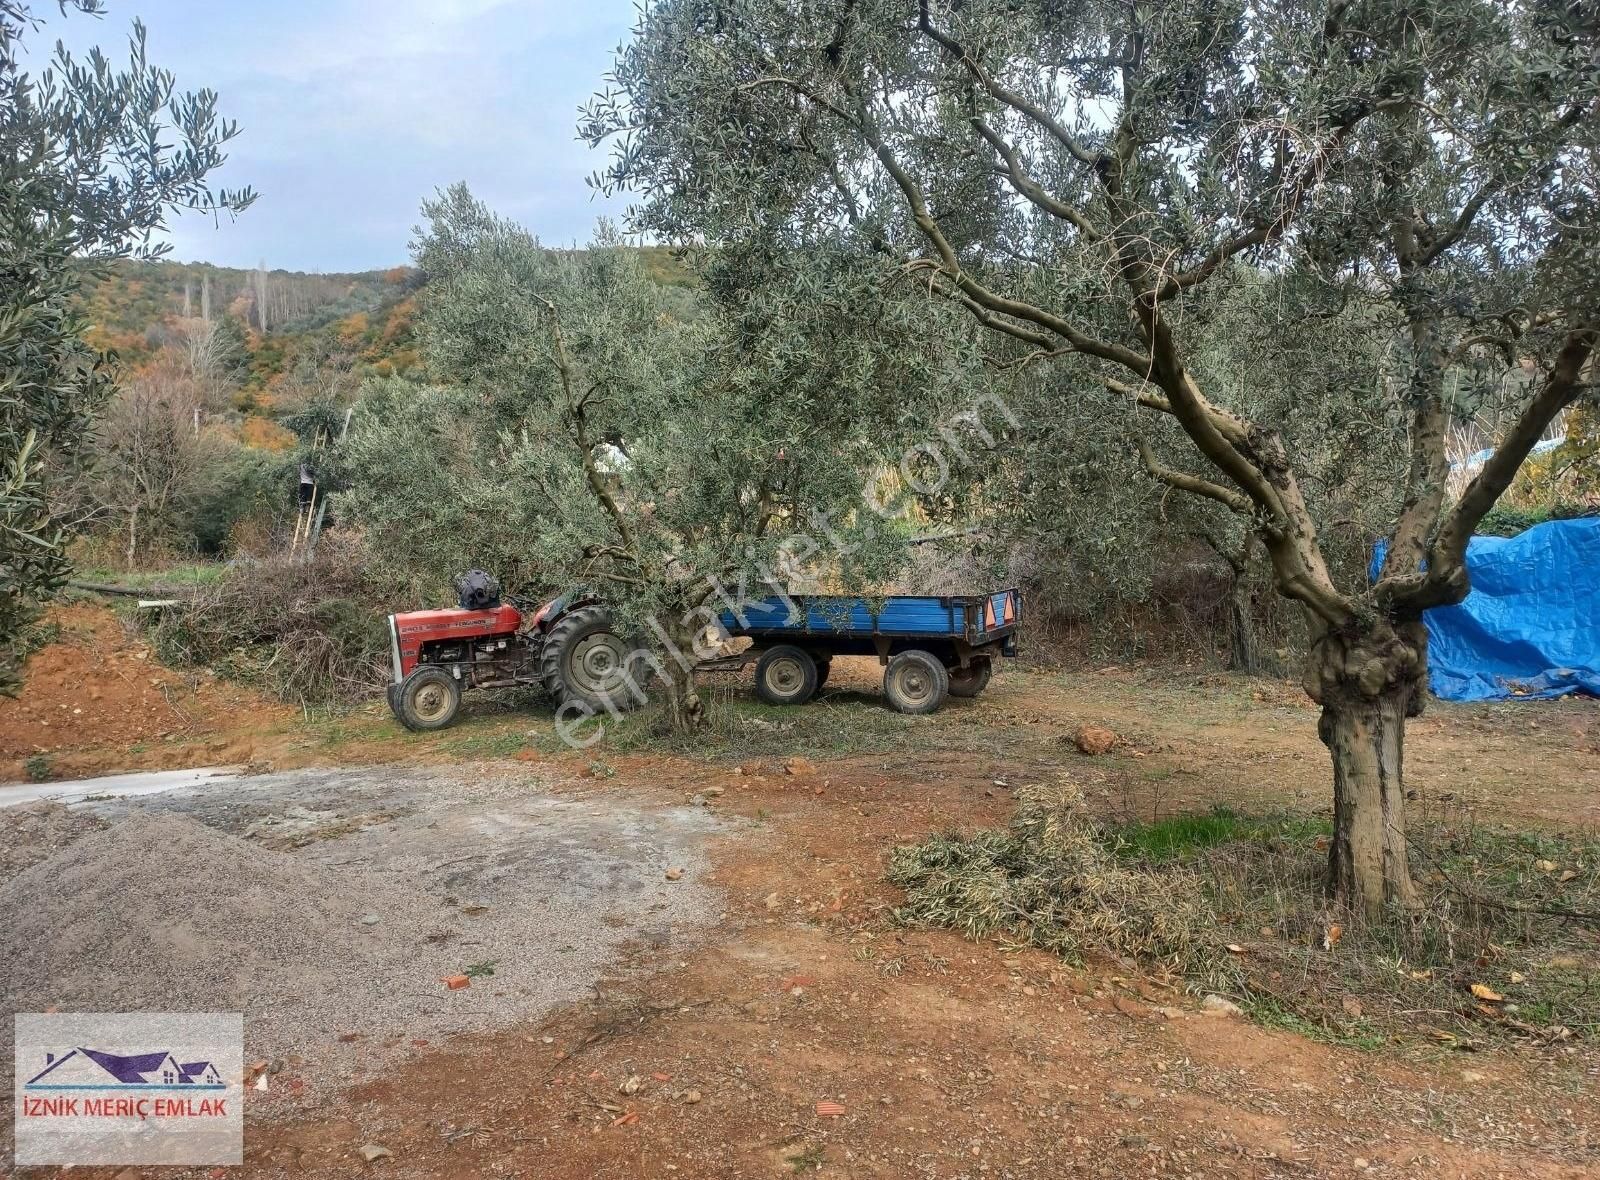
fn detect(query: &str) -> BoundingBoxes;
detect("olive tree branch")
[916,0,1102,170]
[533,294,640,555]
[1380,324,1598,613]
[1137,437,1254,515]
[970,117,1100,239]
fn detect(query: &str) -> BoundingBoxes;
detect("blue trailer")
[714,588,1021,714]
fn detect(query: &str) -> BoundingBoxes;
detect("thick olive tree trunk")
[1305,620,1427,917]
[1319,690,1416,913]
[657,619,706,735]
[662,666,705,733]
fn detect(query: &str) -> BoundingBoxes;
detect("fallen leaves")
[1469,982,1504,1002]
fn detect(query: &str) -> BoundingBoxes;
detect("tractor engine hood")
[388,603,524,681]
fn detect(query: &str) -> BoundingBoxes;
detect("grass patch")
[76,562,227,591]
[890,780,1600,1050]
[1243,994,1389,1052]
[538,683,933,761]
[1113,807,1330,864]
[437,727,533,759]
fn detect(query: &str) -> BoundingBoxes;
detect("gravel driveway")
[0,763,732,1102]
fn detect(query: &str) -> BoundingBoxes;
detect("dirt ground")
[0,603,296,782]
[4,606,1599,1179]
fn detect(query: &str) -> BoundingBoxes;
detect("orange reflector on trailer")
[985,600,998,630]
[1003,594,1015,624]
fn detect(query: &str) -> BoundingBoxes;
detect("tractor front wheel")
[393,666,462,731]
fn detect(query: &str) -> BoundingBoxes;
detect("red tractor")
[385,572,637,731]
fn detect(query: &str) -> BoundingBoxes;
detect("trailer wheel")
[883,650,948,714]
[540,604,646,713]
[755,645,818,705]
[393,666,462,731]
[947,656,993,698]
[814,658,832,691]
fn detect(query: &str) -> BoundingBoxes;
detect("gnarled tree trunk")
[661,663,705,734]
[656,618,706,735]
[1304,620,1428,916]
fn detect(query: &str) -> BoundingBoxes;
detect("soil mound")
[0,802,107,885]
[0,812,438,1049]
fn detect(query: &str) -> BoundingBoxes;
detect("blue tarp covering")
[1373,518,1600,702]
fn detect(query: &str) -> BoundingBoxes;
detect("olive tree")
[346,186,972,732]
[0,0,252,690]
[586,0,1598,912]
[939,270,1404,670]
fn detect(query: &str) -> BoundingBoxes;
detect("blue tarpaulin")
[1373,518,1600,702]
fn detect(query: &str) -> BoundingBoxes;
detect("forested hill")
[73,246,693,420]
[76,260,425,417]
[50,248,696,568]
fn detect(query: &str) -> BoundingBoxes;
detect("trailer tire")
[814,658,832,691]
[883,650,948,714]
[540,604,646,713]
[393,665,462,731]
[755,645,818,706]
[947,656,993,698]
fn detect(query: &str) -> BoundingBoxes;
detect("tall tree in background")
[0,0,253,691]
[587,0,1599,913]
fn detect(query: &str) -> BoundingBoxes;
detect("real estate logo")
[14,1013,242,1166]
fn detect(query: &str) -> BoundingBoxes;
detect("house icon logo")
[14,1012,242,1166]
[25,1048,227,1091]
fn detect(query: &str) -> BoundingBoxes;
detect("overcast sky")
[36,0,637,272]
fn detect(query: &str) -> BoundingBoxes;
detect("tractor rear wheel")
[393,665,462,731]
[540,604,646,713]
[883,650,948,714]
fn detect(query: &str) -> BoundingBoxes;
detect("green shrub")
[180,445,293,556]
[1477,503,1598,537]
